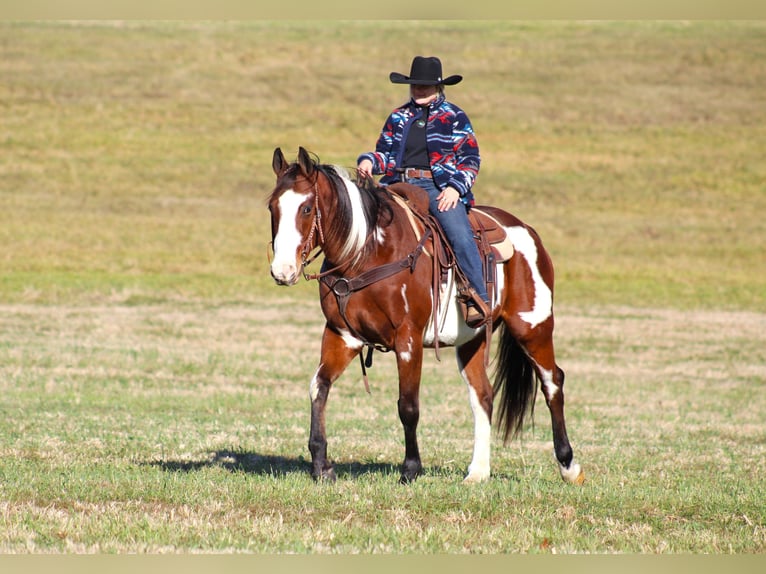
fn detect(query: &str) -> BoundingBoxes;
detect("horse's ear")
[272,147,289,177]
[297,146,315,178]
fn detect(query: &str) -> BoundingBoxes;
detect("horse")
[267,146,584,485]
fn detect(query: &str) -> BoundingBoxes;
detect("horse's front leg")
[308,325,358,482]
[395,327,425,483]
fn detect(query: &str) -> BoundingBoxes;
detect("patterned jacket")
[357,95,480,206]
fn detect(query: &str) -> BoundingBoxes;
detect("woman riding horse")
[357,56,490,327]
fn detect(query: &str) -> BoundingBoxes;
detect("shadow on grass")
[150,449,401,479]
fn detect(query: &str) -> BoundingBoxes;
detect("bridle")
[267,177,325,277]
[298,180,326,277]
[268,171,438,390]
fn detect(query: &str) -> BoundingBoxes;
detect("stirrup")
[461,289,490,328]
[465,304,485,328]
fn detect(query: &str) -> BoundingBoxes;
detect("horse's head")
[268,147,322,286]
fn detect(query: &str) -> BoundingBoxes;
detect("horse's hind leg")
[308,325,358,482]
[524,330,584,484]
[457,335,494,483]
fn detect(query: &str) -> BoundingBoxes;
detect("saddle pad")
[470,208,515,262]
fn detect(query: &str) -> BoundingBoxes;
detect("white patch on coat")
[309,366,322,402]
[507,225,552,329]
[401,284,409,314]
[399,337,413,363]
[422,264,505,348]
[339,329,364,351]
[538,366,558,400]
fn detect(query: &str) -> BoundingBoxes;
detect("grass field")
[0,20,765,553]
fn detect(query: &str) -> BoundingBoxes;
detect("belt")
[402,167,432,180]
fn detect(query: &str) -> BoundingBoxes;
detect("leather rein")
[287,183,434,393]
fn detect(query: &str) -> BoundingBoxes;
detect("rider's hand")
[357,159,374,179]
[436,186,461,212]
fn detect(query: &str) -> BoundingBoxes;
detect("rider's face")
[411,84,439,106]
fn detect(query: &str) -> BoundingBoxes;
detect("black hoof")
[399,460,422,484]
[312,466,337,482]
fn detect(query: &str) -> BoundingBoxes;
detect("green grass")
[0,302,764,553]
[0,21,765,553]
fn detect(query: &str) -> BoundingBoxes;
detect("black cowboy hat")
[389,56,463,86]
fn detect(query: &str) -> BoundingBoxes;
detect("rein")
[270,172,446,393]
[312,226,433,394]
[302,232,374,282]
[320,227,432,394]
[297,178,377,283]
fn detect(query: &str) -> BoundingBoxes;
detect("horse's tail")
[492,323,537,444]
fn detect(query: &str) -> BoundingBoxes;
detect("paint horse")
[268,147,583,485]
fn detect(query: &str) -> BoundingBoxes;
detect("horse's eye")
[302,205,313,216]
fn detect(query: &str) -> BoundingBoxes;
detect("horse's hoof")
[399,470,421,484]
[322,468,337,482]
[312,467,337,482]
[559,461,584,485]
[463,462,490,484]
[399,461,422,484]
[463,473,490,484]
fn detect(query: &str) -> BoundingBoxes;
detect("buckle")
[405,168,430,179]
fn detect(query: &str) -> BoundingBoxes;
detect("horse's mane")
[319,162,394,264]
[284,153,394,224]
[330,164,394,228]
[270,153,394,265]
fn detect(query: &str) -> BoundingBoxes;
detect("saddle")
[322,182,510,382]
[387,181,514,290]
[387,183,514,359]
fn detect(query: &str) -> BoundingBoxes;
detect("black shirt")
[402,106,430,169]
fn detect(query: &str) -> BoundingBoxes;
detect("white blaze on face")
[271,189,309,284]
[507,226,553,329]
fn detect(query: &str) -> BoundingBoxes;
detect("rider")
[357,56,490,327]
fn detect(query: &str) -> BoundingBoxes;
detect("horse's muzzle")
[270,264,301,286]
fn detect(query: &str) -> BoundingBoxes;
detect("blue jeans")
[407,177,489,303]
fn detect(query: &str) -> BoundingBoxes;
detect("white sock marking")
[458,360,491,482]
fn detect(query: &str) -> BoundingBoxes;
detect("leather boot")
[462,288,490,328]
